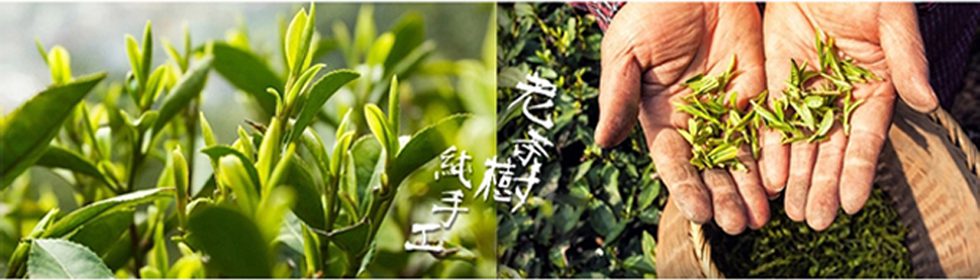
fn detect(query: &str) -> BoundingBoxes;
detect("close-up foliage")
[0,3,494,278]
[497,3,663,278]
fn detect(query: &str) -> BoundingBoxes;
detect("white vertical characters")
[475,156,515,202]
[405,147,473,253]
[508,73,556,129]
[512,128,553,166]
[434,146,473,189]
[404,223,444,252]
[431,190,469,229]
[510,158,542,213]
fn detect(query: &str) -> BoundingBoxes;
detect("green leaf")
[353,5,376,59]
[34,38,48,65]
[255,117,283,188]
[140,21,154,85]
[43,188,174,238]
[48,46,72,85]
[211,42,282,116]
[1,73,106,189]
[390,114,469,187]
[36,145,110,187]
[387,75,400,135]
[68,209,133,258]
[284,9,309,73]
[385,13,425,68]
[363,104,395,155]
[365,32,394,66]
[283,157,324,230]
[328,220,371,256]
[812,110,835,141]
[27,239,113,278]
[350,136,381,206]
[203,146,261,214]
[125,35,143,84]
[641,231,656,262]
[152,55,213,134]
[588,200,619,238]
[187,206,272,277]
[290,70,360,142]
[200,112,218,147]
[172,146,190,227]
[301,222,322,277]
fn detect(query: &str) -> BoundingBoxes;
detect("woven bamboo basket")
[655,101,980,277]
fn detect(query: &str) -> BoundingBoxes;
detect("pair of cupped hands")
[596,3,939,234]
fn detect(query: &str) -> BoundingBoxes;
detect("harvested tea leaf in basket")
[706,187,912,277]
[754,31,879,143]
[676,57,765,170]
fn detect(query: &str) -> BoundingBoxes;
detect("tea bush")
[0,3,494,278]
[497,3,663,277]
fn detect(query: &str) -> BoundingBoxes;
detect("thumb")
[595,27,642,148]
[879,3,938,113]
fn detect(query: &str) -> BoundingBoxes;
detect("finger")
[805,127,846,231]
[759,127,789,196]
[703,168,748,235]
[784,141,817,222]
[840,88,895,214]
[759,8,797,197]
[717,3,766,110]
[728,145,770,230]
[595,19,643,148]
[649,130,713,224]
[879,3,938,113]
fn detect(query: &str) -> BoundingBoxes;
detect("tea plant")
[1,3,490,278]
[3,19,207,277]
[498,3,662,277]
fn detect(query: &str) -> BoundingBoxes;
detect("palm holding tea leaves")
[595,3,769,234]
[760,3,939,230]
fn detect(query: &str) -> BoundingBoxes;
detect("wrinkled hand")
[595,3,769,234]
[760,3,939,230]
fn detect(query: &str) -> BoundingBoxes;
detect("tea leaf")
[187,205,272,277]
[385,12,425,69]
[48,46,72,85]
[140,21,154,86]
[285,9,309,73]
[387,75,400,134]
[256,117,283,188]
[353,5,376,59]
[812,110,834,141]
[43,188,174,238]
[152,55,213,134]
[27,239,113,279]
[290,69,360,142]
[200,112,218,147]
[36,145,111,188]
[366,32,394,66]
[282,157,325,230]
[204,146,261,214]
[390,114,469,187]
[328,220,371,256]
[1,73,106,189]
[364,103,395,155]
[67,209,133,257]
[125,35,143,84]
[212,42,282,116]
[172,146,190,228]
